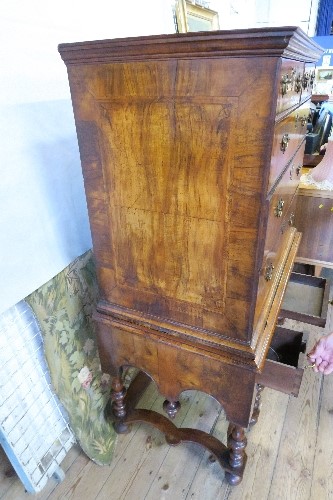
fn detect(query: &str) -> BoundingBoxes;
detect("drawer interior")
[267,325,306,367]
[256,326,307,396]
[279,272,330,327]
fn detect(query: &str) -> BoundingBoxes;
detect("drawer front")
[256,249,280,316]
[293,104,310,142]
[279,191,298,251]
[276,59,304,115]
[269,107,308,191]
[265,144,303,255]
[254,227,300,337]
[265,172,298,253]
[286,145,303,189]
[271,143,303,221]
[256,228,296,320]
[255,192,299,327]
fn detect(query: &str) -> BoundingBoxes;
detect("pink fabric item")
[311,138,333,183]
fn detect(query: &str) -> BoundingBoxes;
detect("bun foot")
[114,421,131,434]
[165,433,181,445]
[224,471,242,486]
[163,400,181,419]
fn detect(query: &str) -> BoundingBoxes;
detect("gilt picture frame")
[317,69,333,81]
[174,0,219,33]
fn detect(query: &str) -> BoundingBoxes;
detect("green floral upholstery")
[26,250,117,465]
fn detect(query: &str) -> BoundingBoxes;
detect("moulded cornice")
[58,26,323,65]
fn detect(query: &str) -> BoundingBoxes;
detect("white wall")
[0,0,319,315]
[0,0,175,315]
[211,0,319,35]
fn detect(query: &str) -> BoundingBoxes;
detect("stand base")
[109,371,247,486]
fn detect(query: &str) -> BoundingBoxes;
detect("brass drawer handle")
[281,74,292,96]
[294,74,302,93]
[310,70,315,89]
[302,73,309,89]
[302,70,315,90]
[294,114,307,127]
[265,263,275,281]
[281,69,296,96]
[300,116,307,127]
[274,198,285,217]
[281,134,290,153]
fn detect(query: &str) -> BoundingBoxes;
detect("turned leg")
[249,383,264,428]
[227,422,235,438]
[163,399,181,419]
[225,424,247,485]
[111,374,130,434]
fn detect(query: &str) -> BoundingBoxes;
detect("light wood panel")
[295,183,333,268]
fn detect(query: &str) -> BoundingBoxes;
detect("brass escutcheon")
[281,133,290,152]
[274,198,285,217]
[288,213,295,226]
[265,263,275,281]
[290,164,294,179]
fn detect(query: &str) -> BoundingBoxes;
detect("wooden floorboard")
[268,329,323,500]
[142,392,221,500]
[310,301,333,500]
[226,388,289,500]
[310,373,333,499]
[2,323,333,499]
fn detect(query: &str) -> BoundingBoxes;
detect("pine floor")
[2,313,333,500]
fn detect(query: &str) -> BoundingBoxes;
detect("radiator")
[0,300,75,493]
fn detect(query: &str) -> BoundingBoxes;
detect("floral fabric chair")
[26,250,117,465]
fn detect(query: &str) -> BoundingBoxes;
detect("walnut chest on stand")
[59,28,323,485]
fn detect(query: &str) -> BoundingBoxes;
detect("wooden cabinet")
[295,175,333,268]
[59,27,322,485]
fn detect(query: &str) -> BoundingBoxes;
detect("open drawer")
[279,272,331,327]
[256,326,307,397]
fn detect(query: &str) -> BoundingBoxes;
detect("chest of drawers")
[59,27,322,484]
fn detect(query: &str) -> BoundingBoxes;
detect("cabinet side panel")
[68,56,277,343]
[102,99,232,307]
